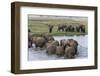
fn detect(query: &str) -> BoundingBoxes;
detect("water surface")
[28,35,88,61]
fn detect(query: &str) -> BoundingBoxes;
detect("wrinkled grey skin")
[60,39,78,55]
[64,47,75,59]
[46,45,56,55]
[56,46,64,57]
[35,37,46,48]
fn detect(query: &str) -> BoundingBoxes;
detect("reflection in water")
[28,35,88,61]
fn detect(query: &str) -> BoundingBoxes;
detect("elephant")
[60,39,78,54]
[65,25,74,32]
[28,41,32,48]
[32,36,37,43]
[46,40,59,55]
[28,29,33,48]
[76,25,85,33]
[80,25,85,33]
[45,40,59,48]
[51,40,59,46]
[48,25,54,33]
[57,25,66,32]
[76,26,80,32]
[65,39,78,54]
[70,26,75,32]
[65,26,68,32]
[42,33,55,42]
[64,47,76,59]
[46,45,56,55]
[28,36,33,48]
[34,37,46,48]
[60,39,66,48]
[56,46,65,56]
[45,40,53,48]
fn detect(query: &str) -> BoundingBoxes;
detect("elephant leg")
[74,47,77,55]
[82,28,85,33]
[64,52,75,59]
[35,44,38,48]
[28,41,32,48]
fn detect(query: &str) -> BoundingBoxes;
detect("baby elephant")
[64,47,75,59]
[46,45,56,55]
[56,46,64,57]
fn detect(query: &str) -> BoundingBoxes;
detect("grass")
[28,19,88,36]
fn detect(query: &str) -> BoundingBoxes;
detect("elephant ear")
[76,41,78,46]
[74,40,78,46]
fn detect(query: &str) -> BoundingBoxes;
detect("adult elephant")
[51,40,59,46]
[57,25,65,32]
[65,25,71,32]
[66,39,78,55]
[28,29,33,48]
[56,46,65,56]
[60,39,78,55]
[65,26,68,32]
[48,25,54,33]
[60,39,66,49]
[46,40,59,55]
[64,47,76,59]
[35,37,46,48]
[70,25,75,32]
[76,26,80,32]
[76,25,85,33]
[80,25,85,33]
[46,45,56,55]
[42,33,55,42]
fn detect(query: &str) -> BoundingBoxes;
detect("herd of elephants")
[28,23,86,59]
[48,24,86,33]
[28,29,81,59]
